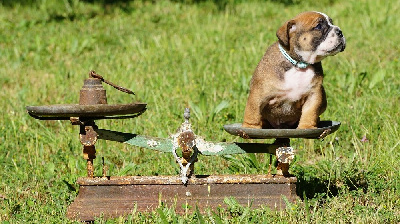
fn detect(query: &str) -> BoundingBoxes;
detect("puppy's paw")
[242,122,262,129]
[297,124,317,129]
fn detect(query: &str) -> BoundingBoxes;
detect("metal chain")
[89,70,135,95]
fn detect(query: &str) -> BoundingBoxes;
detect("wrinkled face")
[277,11,346,64]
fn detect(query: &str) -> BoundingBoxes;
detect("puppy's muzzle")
[335,28,343,38]
[335,27,346,52]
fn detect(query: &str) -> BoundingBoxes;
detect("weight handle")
[89,70,135,95]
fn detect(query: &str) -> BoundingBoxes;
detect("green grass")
[1,0,399,223]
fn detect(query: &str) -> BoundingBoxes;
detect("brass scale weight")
[27,71,340,221]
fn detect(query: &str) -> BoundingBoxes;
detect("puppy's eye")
[314,23,322,30]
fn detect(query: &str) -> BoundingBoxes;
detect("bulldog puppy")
[243,11,345,129]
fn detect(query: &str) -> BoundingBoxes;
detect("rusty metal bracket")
[275,146,295,176]
[75,120,99,178]
[276,146,295,164]
[80,125,98,146]
[171,108,198,184]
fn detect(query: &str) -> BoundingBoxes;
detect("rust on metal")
[276,147,295,164]
[238,129,250,139]
[67,175,298,221]
[80,125,98,146]
[177,130,197,178]
[82,146,96,178]
[79,123,98,178]
[171,108,199,184]
[77,119,99,178]
[273,138,291,177]
[69,117,83,125]
[79,78,108,105]
[276,163,290,176]
[76,174,297,185]
[275,146,294,176]
[177,131,196,154]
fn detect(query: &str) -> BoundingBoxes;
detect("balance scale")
[26,71,340,221]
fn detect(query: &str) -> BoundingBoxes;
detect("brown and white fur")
[243,11,345,129]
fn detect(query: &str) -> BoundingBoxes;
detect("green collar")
[278,44,309,69]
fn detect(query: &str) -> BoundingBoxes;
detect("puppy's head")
[277,11,346,64]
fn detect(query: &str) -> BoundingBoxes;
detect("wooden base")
[67,175,297,221]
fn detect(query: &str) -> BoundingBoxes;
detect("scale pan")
[224,121,340,139]
[26,103,146,120]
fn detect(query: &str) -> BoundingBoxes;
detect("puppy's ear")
[276,20,296,49]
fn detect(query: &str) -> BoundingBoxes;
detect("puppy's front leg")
[243,91,264,129]
[297,88,327,129]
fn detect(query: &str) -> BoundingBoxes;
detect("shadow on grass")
[295,170,368,200]
[296,175,339,199]
[1,0,304,24]
[1,0,302,9]
[1,0,130,6]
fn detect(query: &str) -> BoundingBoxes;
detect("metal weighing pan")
[224,121,341,139]
[26,103,147,120]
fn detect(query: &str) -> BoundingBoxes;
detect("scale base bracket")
[67,175,297,221]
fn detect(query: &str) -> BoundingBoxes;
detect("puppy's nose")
[335,28,343,38]
[340,43,346,52]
